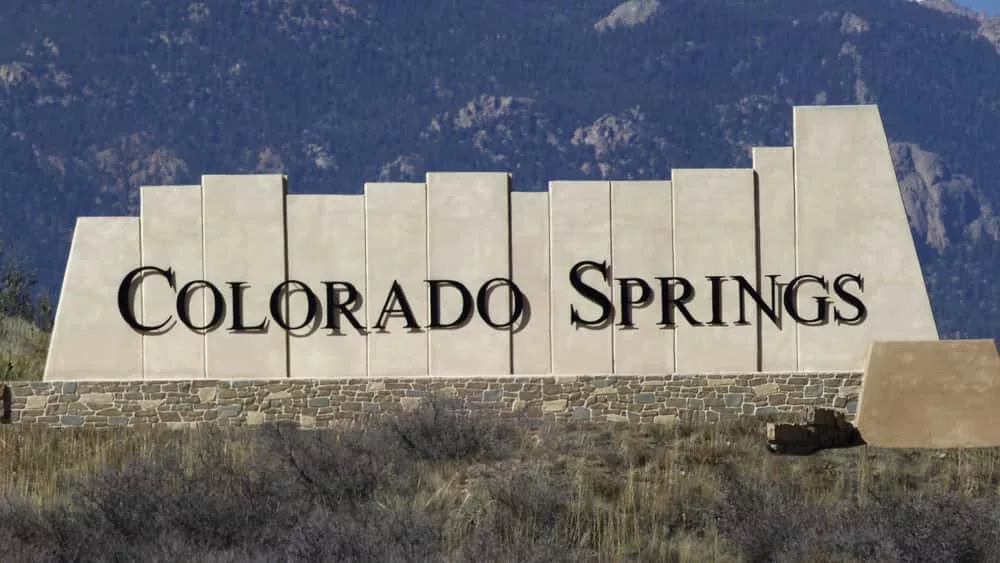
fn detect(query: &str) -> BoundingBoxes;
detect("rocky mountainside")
[1,0,1000,339]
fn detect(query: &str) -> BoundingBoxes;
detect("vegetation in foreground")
[0,399,998,562]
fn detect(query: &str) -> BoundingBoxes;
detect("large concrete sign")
[43,105,939,380]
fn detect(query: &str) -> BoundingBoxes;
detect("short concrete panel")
[611,181,674,374]
[752,148,798,371]
[672,169,757,372]
[286,195,367,379]
[857,340,1000,448]
[140,185,206,380]
[44,217,142,380]
[549,181,613,375]
[202,175,288,380]
[511,191,551,374]
[426,173,512,376]
[365,182,428,377]
[794,106,938,371]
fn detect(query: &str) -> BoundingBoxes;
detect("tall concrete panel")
[140,185,206,380]
[672,169,757,372]
[286,195,367,379]
[549,181,613,375]
[511,191,551,374]
[426,172,512,376]
[202,175,288,380]
[857,340,1000,448]
[752,148,798,371]
[43,218,142,380]
[611,181,674,374]
[794,106,938,371]
[365,182,428,377]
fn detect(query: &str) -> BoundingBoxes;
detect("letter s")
[569,260,613,327]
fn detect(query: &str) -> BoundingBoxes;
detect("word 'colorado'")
[117,261,867,334]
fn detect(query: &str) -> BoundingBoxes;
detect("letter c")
[117,266,176,333]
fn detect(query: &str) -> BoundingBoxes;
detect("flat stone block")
[202,175,288,379]
[671,169,756,372]
[44,218,142,380]
[751,148,797,371]
[793,106,938,371]
[511,191,552,374]
[287,195,367,378]
[140,185,206,380]
[549,181,613,374]
[365,182,428,377]
[611,181,674,374]
[426,173,511,375]
[857,340,1000,448]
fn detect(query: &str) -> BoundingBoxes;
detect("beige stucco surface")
[202,175,288,380]
[752,148,798,371]
[857,340,1000,448]
[511,191,551,374]
[794,106,938,371]
[41,104,943,381]
[426,173,511,376]
[611,181,674,374]
[549,181,614,375]
[672,169,757,372]
[140,185,206,380]
[364,182,429,377]
[43,218,142,380]
[286,195,367,379]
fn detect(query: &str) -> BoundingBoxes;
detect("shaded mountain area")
[1,0,999,339]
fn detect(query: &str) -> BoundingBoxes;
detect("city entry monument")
[43,104,940,382]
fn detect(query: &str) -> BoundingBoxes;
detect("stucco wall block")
[140,185,206,380]
[611,181,675,374]
[364,182,429,377]
[202,175,288,380]
[793,106,938,371]
[286,195,367,378]
[671,169,757,372]
[511,191,552,374]
[857,340,1000,448]
[44,217,142,380]
[751,148,798,371]
[426,172,512,376]
[549,181,613,375]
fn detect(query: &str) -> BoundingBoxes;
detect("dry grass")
[0,399,998,562]
[0,316,48,381]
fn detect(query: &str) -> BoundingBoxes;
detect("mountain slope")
[1,0,999,339]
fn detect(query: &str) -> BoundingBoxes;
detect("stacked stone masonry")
[4,373,862,429]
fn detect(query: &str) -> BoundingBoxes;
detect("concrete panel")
[140,185,205,380]
[43,217,142,380]
[672,169,757,372]
[857,340,1000,448]
[611,181,674,374]
[511,191,551,374]
[202,175,288,380]
[752,148,798,371]
[794,106,938,371]
[426,172,511,376]
[549,181,613,375]
[286,195,367,379]
[365,182,428,377]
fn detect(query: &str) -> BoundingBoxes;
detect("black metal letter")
[784,275,830,325]
[569,260,613,327]
[228,282,268,332]
[176,280,225,331]
[476,277,525,329]
[656,277,702,327]
[616,277,652,328]
[374,281,420,330]
[426,279,474,329]
[270,280,318,331]
[323,281,365,332]
[117,266,176,333]
[833,274,867,325]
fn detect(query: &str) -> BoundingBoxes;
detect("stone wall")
[1,372,862,429]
